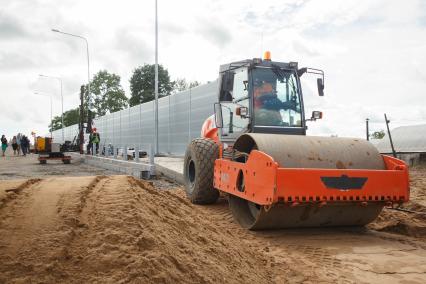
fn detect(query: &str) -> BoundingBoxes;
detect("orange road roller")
[184,53,409,230]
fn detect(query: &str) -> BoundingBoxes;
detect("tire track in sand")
[57,176,278,283]
[187,190,426,283]
[0,176,103,283]
[0,178,42,210]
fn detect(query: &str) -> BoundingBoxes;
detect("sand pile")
[1,169,426,283]
[0,176,274,283]
[368,166,426,238]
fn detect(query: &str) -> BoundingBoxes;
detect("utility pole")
[384,113,397,158]
[366,118,369,141]
[79,85,85,154]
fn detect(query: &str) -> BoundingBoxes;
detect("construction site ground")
[0,151,425,283]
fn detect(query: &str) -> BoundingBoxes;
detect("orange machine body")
[213,150,409,207]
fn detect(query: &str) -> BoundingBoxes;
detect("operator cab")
[214,52,324,144]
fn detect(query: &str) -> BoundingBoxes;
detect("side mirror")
[317,78,324,96]
[235,106,249,118]
[311,111,323,120]
[214,103,223,128]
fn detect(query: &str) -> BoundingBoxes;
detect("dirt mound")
[369,208,426,238]
[1,173,426,283]
[368,167,426,238]
[0,176,277,283]
[0,178,41,209]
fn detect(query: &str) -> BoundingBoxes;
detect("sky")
[0,0,425,139]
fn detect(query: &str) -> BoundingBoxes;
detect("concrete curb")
[155,163,184,184]
[69,153,184,183]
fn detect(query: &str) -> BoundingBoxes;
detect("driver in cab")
[254,80,297,126]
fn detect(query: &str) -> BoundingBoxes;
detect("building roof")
[374,124,426,153]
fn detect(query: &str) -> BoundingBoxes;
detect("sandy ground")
[0,149,425,283]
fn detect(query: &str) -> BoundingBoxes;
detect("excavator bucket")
[214,134,410,230]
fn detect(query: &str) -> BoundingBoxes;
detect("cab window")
[253,68,302,127]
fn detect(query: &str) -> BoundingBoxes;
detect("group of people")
[1,133,31,157]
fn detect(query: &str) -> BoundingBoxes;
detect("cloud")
[0,13,29,39]
[114,29,153,63]
[0,52,36,70]
[0,0,425,140]
[196,19,232,48]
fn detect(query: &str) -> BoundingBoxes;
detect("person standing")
[11,136,18,155]
[16,133,22,155]
[1,135,7,157]
[21,135,29,156]
[91,128,100,155]
[86,133,93,155]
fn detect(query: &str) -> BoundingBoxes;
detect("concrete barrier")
[69,153,185,183]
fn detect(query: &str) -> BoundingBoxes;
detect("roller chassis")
[214,150,409,207]
[38,152,71,164]
[213,149,409,229]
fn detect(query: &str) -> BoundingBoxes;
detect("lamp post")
[34,91,53,138]
[154,0,159,155]
[39,74,63,142]
[51,29,91,115]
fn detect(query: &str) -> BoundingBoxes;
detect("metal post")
[384,113,397,158]
[85,39,91,112]
[50,95,53,138]
[366,118,369,141]
[154,0,159,155]
[139,102,142,155]
[149,144,154,166]
[135,146,139,162]
[112,112,115,157]
[119,110,122,155]
[60,79,64,142]
[188,87,192,142]
[168,94,170,154]
[79,85,85,154]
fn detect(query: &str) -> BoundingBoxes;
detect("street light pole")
[51,28,91,115]
[154,0,159,155]
[34,92,53,138]
[39,75,64,142]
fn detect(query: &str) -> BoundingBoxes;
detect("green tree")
[371,130,385,139]
[84,70,128,116]
[129,64,173,106]
[172,78,201,93]
[49,117,62,132]
[48,108,80,131]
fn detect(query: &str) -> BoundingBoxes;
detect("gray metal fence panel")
[51,80,219,156]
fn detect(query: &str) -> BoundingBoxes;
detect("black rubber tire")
[63,160,71,164]
[184,138,219,204]
[39,160,47,164]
